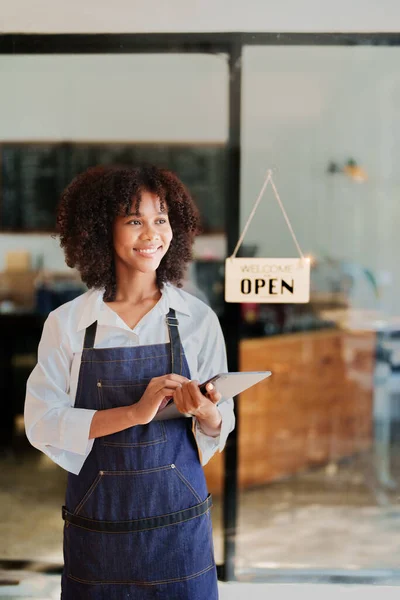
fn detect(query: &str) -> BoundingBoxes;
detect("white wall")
[1,0,400,33]
[0,55,228,142]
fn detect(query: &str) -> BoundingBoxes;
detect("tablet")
[153,371,271,421]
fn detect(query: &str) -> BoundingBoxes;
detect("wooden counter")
[204,328,376,495]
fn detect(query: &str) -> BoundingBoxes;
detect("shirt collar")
[162,283,192,317]
[76,289,104,332]
[76,283,191,332]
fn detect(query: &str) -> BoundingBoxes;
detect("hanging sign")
[225,170,311,304]
[225,257,310,303]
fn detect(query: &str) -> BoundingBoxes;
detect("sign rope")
[230,169,305,261]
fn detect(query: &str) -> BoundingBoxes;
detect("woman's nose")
[140,225,159,240]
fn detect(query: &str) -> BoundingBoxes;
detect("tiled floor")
[233,461,400,571]
[2,431,400,598]
[1,573,400,600]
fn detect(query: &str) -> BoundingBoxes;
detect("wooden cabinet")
[204,329,375,495]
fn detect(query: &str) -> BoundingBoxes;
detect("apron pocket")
[73,464,208,521]
[97,379,167,447]
[64,497,215,585]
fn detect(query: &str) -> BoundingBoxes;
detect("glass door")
[236,43,400,581]
[0,49,229,577]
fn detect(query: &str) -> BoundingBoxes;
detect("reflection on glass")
[1,142,226,232]
[232,44,400,576]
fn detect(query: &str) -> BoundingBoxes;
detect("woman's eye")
[127,218,167,226]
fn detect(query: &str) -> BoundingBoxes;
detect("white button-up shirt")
[24,283,235,475]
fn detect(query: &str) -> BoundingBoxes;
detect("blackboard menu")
[0,143,226,232]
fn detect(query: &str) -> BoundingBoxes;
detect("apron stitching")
[98,383,149,388]
[172,467,202,503]
[67,562,215,586]
[99,465,173,475]
[64,508,212,534]
[81,353,169,364]
[74,472,103,515]
[101,438,166,447]
[170,331,175,373]
[64,494,212,524]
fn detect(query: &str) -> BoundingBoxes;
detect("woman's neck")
[113,271,160,305]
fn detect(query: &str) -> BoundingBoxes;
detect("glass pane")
[238,44,400,578]
[0,52,228,572]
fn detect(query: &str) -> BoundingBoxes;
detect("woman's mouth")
[133,246,161,257]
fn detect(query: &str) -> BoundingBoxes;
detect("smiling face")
[112,190,173,276]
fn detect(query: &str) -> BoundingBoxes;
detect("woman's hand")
[133,374,190,425]
[174,381,223,437]
[174,381,222,420]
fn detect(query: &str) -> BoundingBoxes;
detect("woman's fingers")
[165,374,190,384]
[181,381,202,414]
[153,378,186,395]
[148,376,221,415]
[172,381,196,414]
[178,380,222,409]
[187,380,202,402]
[205,383,222,405]
[173,384,188,414]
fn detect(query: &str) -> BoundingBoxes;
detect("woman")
[24,165,235,600]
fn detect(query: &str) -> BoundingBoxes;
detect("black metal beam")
[220,41,242,583]
[237,31,400,46]
[1,32,400,55]
[0,33,230,54]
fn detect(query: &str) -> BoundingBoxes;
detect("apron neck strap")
[165,308,182,374]
[82,309,183,375]
[83,321,98,349]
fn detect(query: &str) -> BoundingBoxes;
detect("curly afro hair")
[56,165,201,301]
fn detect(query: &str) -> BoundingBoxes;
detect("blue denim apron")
[61,309,218,600]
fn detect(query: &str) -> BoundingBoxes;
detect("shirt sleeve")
[193,310,235,466]
[24,312,96,475]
